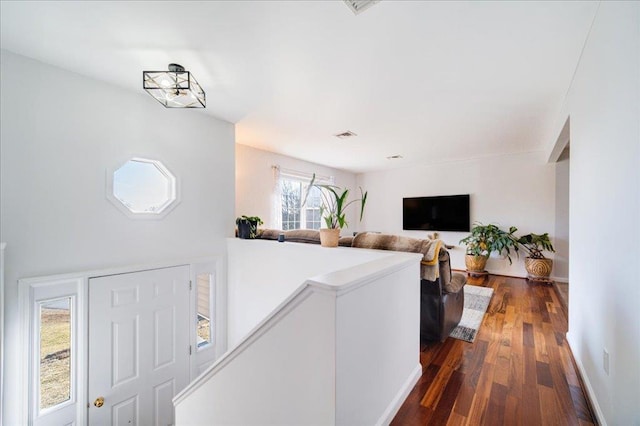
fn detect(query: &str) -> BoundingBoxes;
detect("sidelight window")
[38,297,74,411]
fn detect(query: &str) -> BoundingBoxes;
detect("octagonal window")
[109,158,178,217]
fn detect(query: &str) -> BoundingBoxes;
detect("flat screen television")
[403,194,470,232]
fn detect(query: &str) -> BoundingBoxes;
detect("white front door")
[88,265,190,426]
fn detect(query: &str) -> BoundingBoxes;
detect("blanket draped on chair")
[352,232,443,281]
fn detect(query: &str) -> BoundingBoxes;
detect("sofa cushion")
[338,236,354,247]
[257,229,282,240]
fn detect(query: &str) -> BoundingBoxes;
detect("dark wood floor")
[391,274,596,425]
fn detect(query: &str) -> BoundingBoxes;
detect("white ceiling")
[0,1,597,173]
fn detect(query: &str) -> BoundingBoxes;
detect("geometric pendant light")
[143,63,206,108]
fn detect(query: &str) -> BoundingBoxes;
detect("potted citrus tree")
[517,233,555,280]
[460,223,519,273]
[236,215,263,239]
[303,174,367,247]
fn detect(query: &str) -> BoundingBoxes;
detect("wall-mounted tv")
[403,194,470,232]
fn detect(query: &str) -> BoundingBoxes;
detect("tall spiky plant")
[303,174,367,229]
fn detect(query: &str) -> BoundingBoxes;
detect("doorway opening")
[551,117,570,316]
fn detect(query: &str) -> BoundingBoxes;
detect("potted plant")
[517,233,556,280]
[303,174,367,247]
[459,223,519,273]
[236,215,263,239]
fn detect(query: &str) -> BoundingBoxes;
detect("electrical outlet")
[603,348,610,375]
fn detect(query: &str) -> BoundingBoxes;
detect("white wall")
[226,238,391,347]
[549,2,639,424]
[335,262,419,425]
[554,149,570,281]
[0,51,235,425]
[236,144,360,234]
[176,238,421,425]
[177,287,339,426]
[356,151,556,277]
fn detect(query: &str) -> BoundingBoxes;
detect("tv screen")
[403,194,470,232]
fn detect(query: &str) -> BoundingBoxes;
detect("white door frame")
[18,256,225,426]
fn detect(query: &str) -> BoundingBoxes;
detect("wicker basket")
[465,254,488,272]
[319,228,341,247]
[524,257,553,280]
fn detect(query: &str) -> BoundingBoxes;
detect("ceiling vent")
[335,131,358,139]
[343,0,381,15]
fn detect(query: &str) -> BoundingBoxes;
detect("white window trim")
[106,156,181,220]
[20,277,86,426]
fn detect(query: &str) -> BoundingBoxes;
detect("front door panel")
[88,266,190,425]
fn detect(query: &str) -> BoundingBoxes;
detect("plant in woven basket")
[460,223,519,272]
[516,233,555,259]
[516,233,555,280]
[460,223,519,263]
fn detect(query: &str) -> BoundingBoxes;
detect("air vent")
[386,155,403,160]
[343,0,381,15]
[335,131,358,139]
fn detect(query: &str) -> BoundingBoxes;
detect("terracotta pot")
[524,257,553,280]
[319,228,340,247]
[465,254,488,272]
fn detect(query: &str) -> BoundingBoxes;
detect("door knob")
[94,397,105,408]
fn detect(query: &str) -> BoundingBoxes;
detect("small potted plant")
[235,215,263,239]
[303,174,367,247]
[459,223,519,273]
[517,233,555,280]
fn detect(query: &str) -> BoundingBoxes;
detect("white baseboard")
[551,275,569,283]
[566,333,607,426]
[376,363,422,426]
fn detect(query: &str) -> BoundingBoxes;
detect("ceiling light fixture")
[335,131,358,139]
[343,0,381,15]
[143,63,206,108]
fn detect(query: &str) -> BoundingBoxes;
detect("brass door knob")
[94,397,105,408]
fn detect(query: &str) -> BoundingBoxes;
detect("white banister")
[174,239,422,425]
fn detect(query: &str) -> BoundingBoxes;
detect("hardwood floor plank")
[466,395,489,426]
[504,394,521,426]
[431,370,465,425]
[539,384,575,426]
[523,347,538,386]
[484,382,508,426]
[506,350,523,397]
[523,322,535,348]
[536,361,554,388]
[570,384,596,424]
[520,377,542,425]
[493,343,512,386]
[420,365,455,409]
[445,412,467,426]
[392,275,597,425]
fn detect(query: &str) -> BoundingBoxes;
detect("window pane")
[281,179,302,230]
[196,273,213,349]
[39,298,71,410]
[305,207,321,229]
[113,159,176,214]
